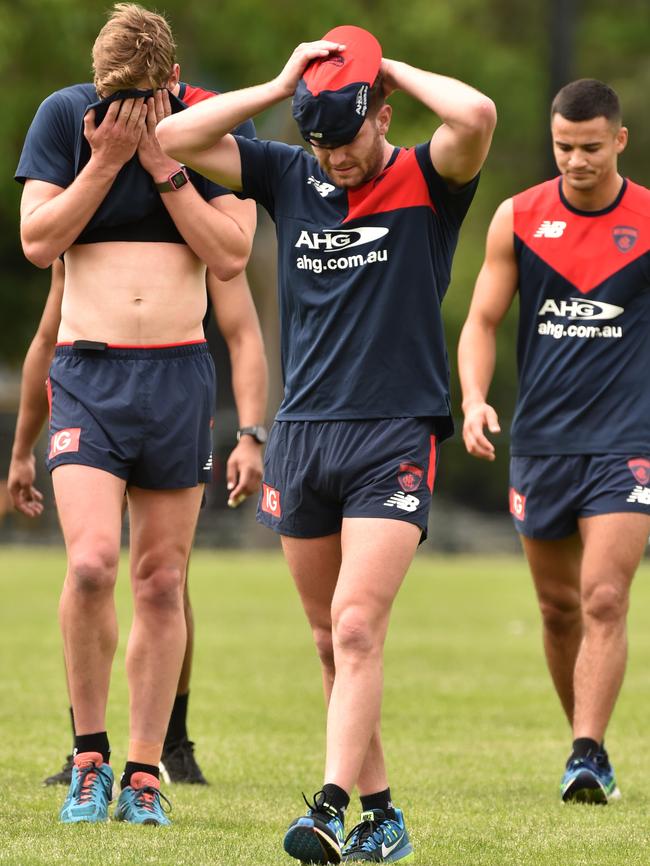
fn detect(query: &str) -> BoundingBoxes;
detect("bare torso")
[59,241,207,344]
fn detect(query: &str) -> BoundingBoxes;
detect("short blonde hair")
[93,3,176,97]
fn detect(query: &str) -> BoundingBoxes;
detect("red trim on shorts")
[426,435,437,492]
[46,377,53,422]
[55,339,207,349]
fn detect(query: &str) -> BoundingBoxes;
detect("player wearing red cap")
[158,26,495,863]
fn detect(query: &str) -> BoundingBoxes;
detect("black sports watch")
[155,166,190,193]
[237,425,268,444]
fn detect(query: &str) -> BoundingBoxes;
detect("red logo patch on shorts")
[509,487,526,520]
[261,483,282,518]
[397,463,424,493]
[49,428,81,459]
[627,458,650,485]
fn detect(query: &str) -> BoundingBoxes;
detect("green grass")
[1,547,650,864]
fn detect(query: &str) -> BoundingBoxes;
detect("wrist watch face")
[169,168,189,189]
[238,425,268,444]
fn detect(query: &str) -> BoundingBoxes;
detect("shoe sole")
[284,823,341,864]
[562,771,619,805]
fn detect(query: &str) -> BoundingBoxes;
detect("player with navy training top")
[158,26,495,863]
[15,3,257,827]
[459,79,650,804]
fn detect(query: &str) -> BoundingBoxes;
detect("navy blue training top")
[15,82,256,246]
[511,177,650,455]
[236,137,478,435]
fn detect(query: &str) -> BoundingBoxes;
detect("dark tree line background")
[0,0,648,512]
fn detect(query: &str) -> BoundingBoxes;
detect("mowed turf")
[1,545,650,865]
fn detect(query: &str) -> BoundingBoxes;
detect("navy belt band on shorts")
[54,339,209,360]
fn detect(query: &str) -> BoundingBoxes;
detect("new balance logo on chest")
[307,176,336,198]
[534,220,567,238]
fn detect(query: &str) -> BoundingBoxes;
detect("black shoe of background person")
[43,754,74,786]
[159,738,208,784]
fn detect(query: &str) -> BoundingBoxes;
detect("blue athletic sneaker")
[283,791,346,864]
[342,808,413,862]
[59,751,113,823]
[113,772,172,826]
[561,748,621,804]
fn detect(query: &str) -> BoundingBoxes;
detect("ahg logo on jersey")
[534,220,567,238]
[295,227,389,252]
[537,298,624,321]
[49,428,81,459]
[261,483,282,518]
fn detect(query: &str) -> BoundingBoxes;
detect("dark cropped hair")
[367,72,386,117]
[551,79,621,125]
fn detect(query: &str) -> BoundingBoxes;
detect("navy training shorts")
[257,418,438,540]
[46,341,215,489]
[509,453,650,539]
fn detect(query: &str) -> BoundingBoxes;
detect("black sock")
[121,762,160,790]
[321,783,350,821]
[164,692,189,748]
[571,737,600,761]
[360,788,395,820]
[74,732,110,764]
[69,707,76,752]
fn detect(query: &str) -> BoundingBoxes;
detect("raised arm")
[138,89,256,278]
[8,260,64,515]
[458,199,518,460]
[20,98,147,267]
[380,60,496,186]
[207,270,268,507]
[156,40,345,189]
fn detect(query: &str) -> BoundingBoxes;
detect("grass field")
[2,546,650,865]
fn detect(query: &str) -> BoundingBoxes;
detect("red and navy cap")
[292,25,382,148]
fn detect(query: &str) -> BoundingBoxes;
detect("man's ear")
[376,103,392,136]
[167,62,181,90]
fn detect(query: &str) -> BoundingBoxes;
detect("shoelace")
[134,785,172,815]
[302,791,340,824]
[344,816,382,852]
[73,764,104,804]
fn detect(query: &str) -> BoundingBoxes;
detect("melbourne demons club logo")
[509,487,526,520]
[612,226,638,253]
[261,483,282,518]
[627,458,650,485]
[49,428,81,459]
[397,463,424,493]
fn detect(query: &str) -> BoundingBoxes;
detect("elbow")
[21,240,54,269]
[471,96,497,138]
[210,255,249,282]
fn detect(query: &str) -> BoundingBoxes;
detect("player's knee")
[134,564,185,612]
[68,547,119,596]
[582,579,629,625]
[538,594,581,636]
[312,625,335,673]
[332,607,378,658]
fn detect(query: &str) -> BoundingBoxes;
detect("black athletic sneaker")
[159,739,208,785]
[43,754,74,786]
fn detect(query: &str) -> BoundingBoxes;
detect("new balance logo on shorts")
[49,428,81,459]
[509,487,526,519]
[262,483,282,517]
[383,491,420,512]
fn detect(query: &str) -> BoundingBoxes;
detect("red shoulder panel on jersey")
[514,178,650,294]
[182,84,219,106]
[343,148,436,224]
